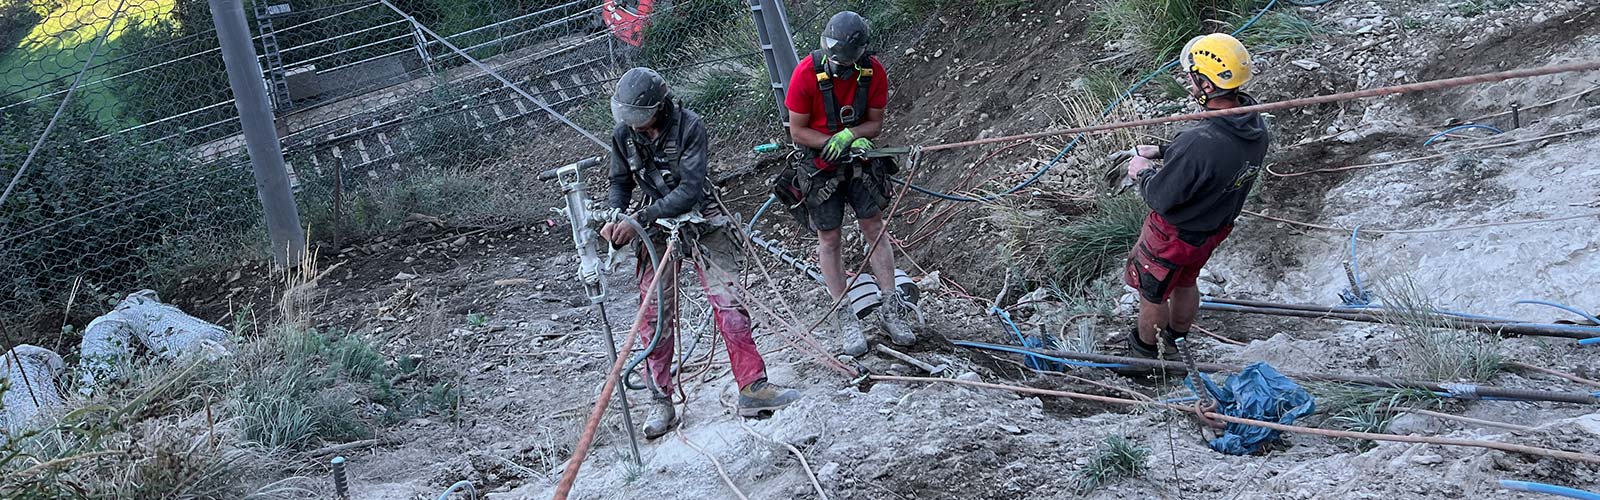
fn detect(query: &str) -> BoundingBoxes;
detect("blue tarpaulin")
[1190,362,1316,455]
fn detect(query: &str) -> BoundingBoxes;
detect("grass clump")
[1311,383,1439,435]
[1377,276,1502,382]
[1093,0,1319,65]
[1073,435,1149,493]
[1451,0,1527,17]
[1046,194,1148,289]
[1239,11,1324,49]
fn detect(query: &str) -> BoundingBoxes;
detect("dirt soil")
[153,0,1600,498]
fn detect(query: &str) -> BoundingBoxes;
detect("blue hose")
[436,481,479,500]
[1513,299,1600,326]
[988,306,1062,369]
[890,0,1288,203]
[1339,225,1372,305]
[1424,124,1504,146]
[952,340,1129,369]
[1498,480,1600,500]
[747,194,776,232]
[1580,337,1600,346]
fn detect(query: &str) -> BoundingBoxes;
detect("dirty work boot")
[641,396,679,439]
[877,291,917,347]
[737,378,802,417]
[838,307,869,356]
[1127,326,1162,360]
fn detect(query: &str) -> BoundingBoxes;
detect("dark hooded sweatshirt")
[606,102,713,223]
[1135,99,1269,240]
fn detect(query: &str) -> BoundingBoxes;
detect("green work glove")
[822,128,856,161]
[849,137,873,153]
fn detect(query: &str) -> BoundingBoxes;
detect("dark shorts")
[1123,212,1232,303]
[807,171,883,232]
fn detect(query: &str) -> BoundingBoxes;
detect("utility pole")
[210,0,305,268]
[748,0,800,127]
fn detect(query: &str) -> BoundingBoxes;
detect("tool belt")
[770,148,897,229]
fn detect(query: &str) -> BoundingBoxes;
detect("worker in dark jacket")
[1119,33,1269,358]
[600,67,801,439]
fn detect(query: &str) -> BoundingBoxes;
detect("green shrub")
[1092,0,1315,65]
[1073,435,1148,493]
[0,0,40,58]
[0,99,260,336]
[1046,194,1148,290]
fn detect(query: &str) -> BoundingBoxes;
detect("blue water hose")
[1424,124,1504,146]
[987,307,1061,369]
[747,194,776,233]
[1339,225,1372,305]
[1498,480,1600,500]
[952,340,1129,369]
[1513,299,1600,326]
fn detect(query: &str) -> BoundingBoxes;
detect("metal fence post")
[749,0,800,127]
[209,0,305,268]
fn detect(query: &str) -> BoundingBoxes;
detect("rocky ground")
[134,0,1600,498]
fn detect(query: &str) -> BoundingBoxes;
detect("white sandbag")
[78,290,231,394]
[1,344,66,438]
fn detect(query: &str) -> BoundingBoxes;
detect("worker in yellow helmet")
[1111,33,1270,359]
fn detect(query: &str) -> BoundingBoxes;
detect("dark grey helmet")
[611,67,669,127]
[820,11,870,74]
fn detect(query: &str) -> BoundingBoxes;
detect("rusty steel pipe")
[1199,301,1600,340]
[953,341,1598,405]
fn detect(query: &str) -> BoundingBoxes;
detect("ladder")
[252,1,294,111]
[746,0,799,127]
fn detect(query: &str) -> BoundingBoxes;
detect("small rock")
[1392,70,1406,80]
[403,256,416,264]
[452,236,468,247]
[411,418,435,427]
[932,48,944,58]
[904,47,916,56]
[1553,166,1567,175]
[956,371,982,382]
[549,313,560,321]
[1290,59,1321,71]
[1410,453,1444,465]
[998,423,1023,434]
[1454,241,1472,251]
[394,272,418,281]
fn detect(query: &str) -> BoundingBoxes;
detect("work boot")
[1127,327,1181,360]
[737,378,802,417]
[838,307,869,356]
[641,395,679,439]
[877,291,918,347]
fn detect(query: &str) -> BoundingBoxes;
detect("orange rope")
[552,240,678,500]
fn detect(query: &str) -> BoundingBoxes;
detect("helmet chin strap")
[825,55,857,79]
[1188,71,1232,107]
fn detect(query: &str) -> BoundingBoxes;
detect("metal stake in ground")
[546,157,641,466]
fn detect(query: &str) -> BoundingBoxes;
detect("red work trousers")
[634,228,766,395]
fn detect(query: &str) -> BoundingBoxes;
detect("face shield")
[822,35,865,77]
[610,97,658,128]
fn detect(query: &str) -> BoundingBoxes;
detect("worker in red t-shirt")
[782,11,914,356]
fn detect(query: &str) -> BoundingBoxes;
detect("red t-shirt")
[785,54,889,138]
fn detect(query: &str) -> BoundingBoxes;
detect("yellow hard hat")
[1182,33,1253,90]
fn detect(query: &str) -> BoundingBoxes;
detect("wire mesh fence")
[0,0,939,342]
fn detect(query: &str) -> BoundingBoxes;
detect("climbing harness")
[810,49,874,135]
